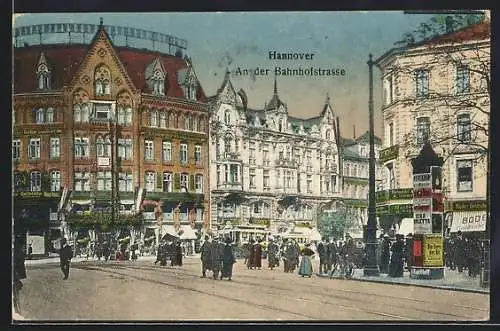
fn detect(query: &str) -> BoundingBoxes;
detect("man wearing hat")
[380,234,391,274]
[200,235,212,278]
[220,237,236,281]
[59,238,73,280]
[389,234,405,277]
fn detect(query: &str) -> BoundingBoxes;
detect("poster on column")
[423,234,444,267]
[414,211,432,234]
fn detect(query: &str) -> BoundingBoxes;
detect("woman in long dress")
[298,243,315,277]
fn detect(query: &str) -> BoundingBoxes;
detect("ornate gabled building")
[208,71,343,243]
[13,21,210,255]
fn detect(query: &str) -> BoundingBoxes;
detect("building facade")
[374,19,490,236]
[13,22,210,253]
[208,72,353,242]
[340,132,382,238]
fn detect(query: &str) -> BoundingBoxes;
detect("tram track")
[101,261,486,318]
[74,262,474,320]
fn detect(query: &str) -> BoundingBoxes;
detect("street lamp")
[364,54,380,276]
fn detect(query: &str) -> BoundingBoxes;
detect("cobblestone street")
[15,257,489,321]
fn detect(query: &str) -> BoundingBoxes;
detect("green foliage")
[67,212,143,232]
[394,13,485,47]
[316,208,358,241]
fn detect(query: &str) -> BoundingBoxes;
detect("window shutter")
[174,173,180,191]
[189,174,195,191]
[156,171,163,189]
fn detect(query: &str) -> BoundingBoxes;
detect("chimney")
[445,16,454,33]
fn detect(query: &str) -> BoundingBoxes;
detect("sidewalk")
[318,268,489,294]
[24,253,200,266]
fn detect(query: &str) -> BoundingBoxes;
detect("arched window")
[104,136,111,157]
[224,135,232,153]
[198,117,204,132]
[190,116,196,131]
[152,70,165,96]
[326,129,331,140]
[125,107,132,125]
[159,112,166,128]
[117,107,125,125]
[74,105,81,123]
[46,108,54,123]
[81,103,90,123]
[178,114,185,129]
[184,114,189,130]
[149,109,157,127]
[96,136,104,157]
[35,108,44,124]
[36,64,51,90]
[224,110,231,125]
[94,65,111,96]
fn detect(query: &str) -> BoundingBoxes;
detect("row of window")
[387,113,473,147]
[144,140,202,164]
[147,110,205,132]
[384,65,476,105]
[72,171,204,193]
[13,137,202,164]
[33,108,56,124]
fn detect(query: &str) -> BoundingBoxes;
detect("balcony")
[216,182,243,191]
[145,191,204,203]
[275,158,296,168]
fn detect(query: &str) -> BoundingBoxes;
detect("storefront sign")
[389,188,413,200]
[451,212,487,232]
[423,234,443,267]
[97,157,110,166]
[452,200,487,211]
[22,128,63,136]
[17,191,61,198]
[413,188,432,198]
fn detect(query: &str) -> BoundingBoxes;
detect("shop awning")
[450,211,487,233]
[309,228,322,241]
[180,225,197,240]
[397,218,414,236]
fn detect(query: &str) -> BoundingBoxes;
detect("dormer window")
[94,65,111,96]
[152,70,165,96]
[36,64,51,90]
[185,76,197,101]
[224,110,231,125]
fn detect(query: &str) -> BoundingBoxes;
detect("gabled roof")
[14,36,207,101]
[355,131,382,144]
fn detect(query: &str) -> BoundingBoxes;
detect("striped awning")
[450,211,487,233]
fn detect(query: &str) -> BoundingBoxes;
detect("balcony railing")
[275,159,296,168]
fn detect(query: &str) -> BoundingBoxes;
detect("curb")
[316,273,489,294]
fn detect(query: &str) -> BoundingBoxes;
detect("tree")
[316,207,358,241]
[380,13,490,236]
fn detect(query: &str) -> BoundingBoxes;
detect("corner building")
[13,23,210,252]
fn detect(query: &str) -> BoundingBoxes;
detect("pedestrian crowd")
[444,231,483,278]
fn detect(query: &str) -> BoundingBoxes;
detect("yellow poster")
[423,234,443,267]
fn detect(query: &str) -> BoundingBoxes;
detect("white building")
[208,72,343,243]
[375,18,490,235]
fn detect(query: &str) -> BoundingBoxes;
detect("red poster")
[413,240,422,257]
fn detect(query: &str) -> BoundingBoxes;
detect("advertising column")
[410,166,444,279]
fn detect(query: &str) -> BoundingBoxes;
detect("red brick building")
[13,23,210,254]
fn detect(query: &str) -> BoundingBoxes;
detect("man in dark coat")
[200,236,212,278]
[174,240,183,267]
[389,234,405,277]
[253,238,263,269]
[247,238,255,269]
[267,238,280,270]
[210,238,223,279]
[59,238,73,280]
[221,237,236,280]
[317,239,329,274]
[13,234,27,314]
[327,240,338,273]
[380,234,391,274]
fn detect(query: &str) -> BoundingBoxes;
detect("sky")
[12,12,437,138]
